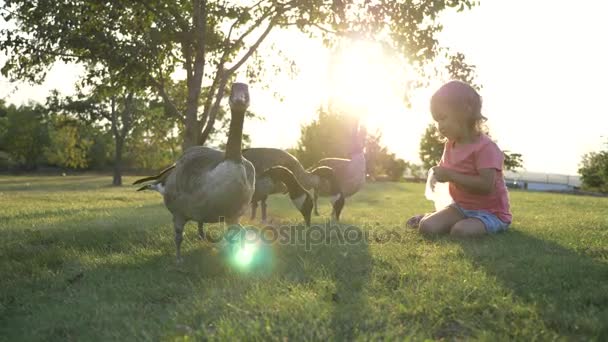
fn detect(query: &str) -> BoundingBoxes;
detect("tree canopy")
[578,143,608,193]
[1,0,478,151]
[293,107,409,180]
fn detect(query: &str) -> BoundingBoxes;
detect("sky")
[2,0,607,176]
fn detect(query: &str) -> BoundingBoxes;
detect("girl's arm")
[433,166,496,195]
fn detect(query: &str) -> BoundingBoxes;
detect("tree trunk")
[113,138,123,186]
[182,99,200,151]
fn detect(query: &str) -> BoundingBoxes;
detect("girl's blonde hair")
[430,80,487,134]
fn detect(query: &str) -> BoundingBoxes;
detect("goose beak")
[229,83,250,112]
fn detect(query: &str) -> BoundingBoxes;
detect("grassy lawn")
[1,175,607,341]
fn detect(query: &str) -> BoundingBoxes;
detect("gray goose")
[134,83,255,262]
[312,125,366,218]
[258,166,314,226]
[135,164,326,228]
[242,148,345,223]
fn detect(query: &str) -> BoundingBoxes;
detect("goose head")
[225,83,250,161]
[311,166,345,222]
[262,166,313,227]
[229,82,250,112]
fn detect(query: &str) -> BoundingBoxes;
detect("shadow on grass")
[0,203,372,340]
[457,229,608,340]
[0,204,236,339]
[0,175,141,192]
[270,219,372,339]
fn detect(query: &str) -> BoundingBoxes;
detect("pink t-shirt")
[440,134,512,223]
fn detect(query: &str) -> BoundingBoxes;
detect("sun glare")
[328,41,395,118]
[326,40,432,162]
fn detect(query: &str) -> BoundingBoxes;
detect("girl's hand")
[432,166,452,182]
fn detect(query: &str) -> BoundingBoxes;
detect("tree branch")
[227,19,276,74]
[149,75,183,124]
[192,0,208,88]
[199,71,229,144]
[200,54,228,128]
[120,92,134,139]
[0,38,87,59]
[139,2,188,33]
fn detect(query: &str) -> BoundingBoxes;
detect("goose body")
[133,83,254,262]
[311,125,367,217]
[242,148,345,222]
[163,147,254,223]
[315,151,366,197]
[260,166,314,226]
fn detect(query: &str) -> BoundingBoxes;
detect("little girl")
[407,80,511,236]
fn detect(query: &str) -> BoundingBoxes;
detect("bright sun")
[325,40,431,162]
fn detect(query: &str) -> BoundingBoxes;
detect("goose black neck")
[313,167,341,194]
[225,108,245,161]
[273,169,306,199]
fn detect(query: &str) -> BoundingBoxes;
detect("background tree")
[503,151,524,171]
[294,107,359,168]
[44,115,93,169]
[127,99,181,171]
[2,0,478,151]
[293,107,408,180]
[578,144,608,192]
[384,157,410,182]
[418,124,444,171]
[47,71,147,185]
[0,103,50,170]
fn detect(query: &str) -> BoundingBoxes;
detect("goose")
[242,148,345,222]
[134,83,255,262]
[136,165,326,228]
[312,125,366,218]
[133,163,175,194]
[258,166,315,226]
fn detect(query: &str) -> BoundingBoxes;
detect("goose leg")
[173,216,186,264]
[313,188,320,216]
[330,205,341,223]
[250,200,258,220]
[198,222,205,240]
[261,196,268,224]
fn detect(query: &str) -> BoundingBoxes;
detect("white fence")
[504,171,581,190]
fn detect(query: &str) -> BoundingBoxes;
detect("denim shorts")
[449,203,510,234]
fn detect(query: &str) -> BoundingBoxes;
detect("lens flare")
[220,225,274,274]
[233,242,257,268]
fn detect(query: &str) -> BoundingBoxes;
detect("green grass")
[1,175,608,341]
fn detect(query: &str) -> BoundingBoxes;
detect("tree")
[578,148,608,193]
[293,107,360,168]
[419,124,524,172]
[127,99,181,171]
[47,76,147,185]
[419,124,444,171]
[0,103,50,170]
[44,116,93,169]
[503,151,523,171]
[384,157,409,182]
[294,107,407,180]
[2,0,478,150]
